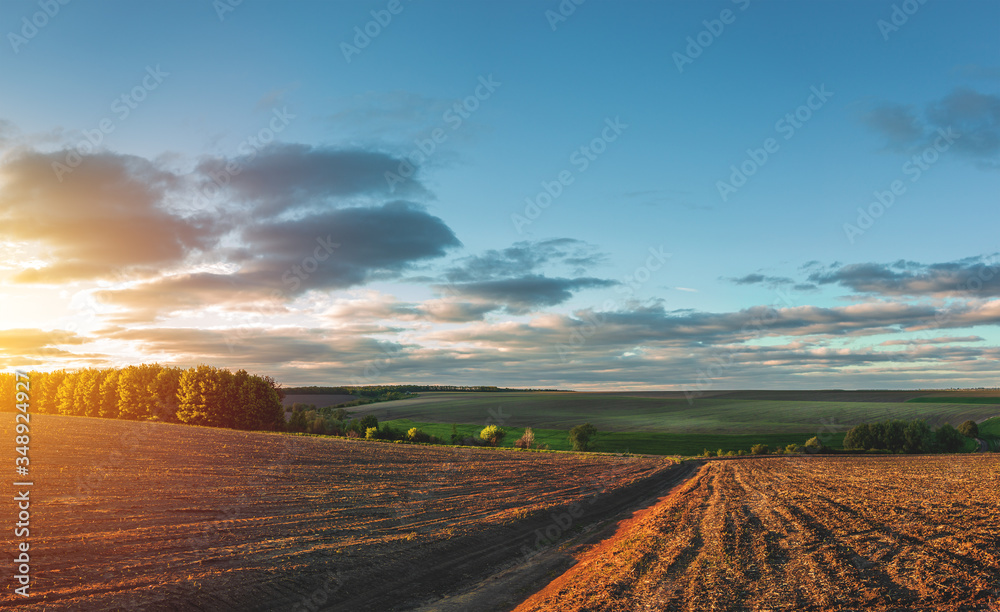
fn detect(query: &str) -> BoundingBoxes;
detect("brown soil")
[516,455,1000,611]
[1,414,675,611]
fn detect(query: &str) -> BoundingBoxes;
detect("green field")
[905,396,1000,404]
[368,392,1000,435]
[382,418,840,456]
[979,417,1000,451]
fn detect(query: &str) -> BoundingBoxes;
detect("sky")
[0,0,998,390]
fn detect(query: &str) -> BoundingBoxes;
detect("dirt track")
[1,414,678,611]
[517,455,1000,611]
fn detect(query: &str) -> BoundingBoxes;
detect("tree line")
[843,418,975,453]
[0,365,285,431]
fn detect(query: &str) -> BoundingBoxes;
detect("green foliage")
[407,427,431,443]
[958,420,979,438]
[366,427,379,440]
[934,423,965,453]
[702,448,716,457]
[786,443,802,453]
[480,424,507,447]
[843,419,934,453]
[738,449,747,456]
[568,422,598,452]
[750,443,769,455]
[359,414,379,431]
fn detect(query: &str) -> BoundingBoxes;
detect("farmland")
[517,455,1000,611]
[339,391,1000,455]
[1,414,677,611]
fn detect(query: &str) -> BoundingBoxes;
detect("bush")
[702,448,716,458]
[750,444,769,455]
[568,423,598,452]
[786,443,803,453]
[514,427,536,449]
[958,420,979,438]
[738,449,747,456]
[407,427,430,443]
[346,429,360,439]
[716,448,725,458]
[804,436,825,453]
[480,425,506,447]
[365,427,379,440]
[726,450,737,457]
[359,414,379,431]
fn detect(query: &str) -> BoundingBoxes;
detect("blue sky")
[1,0,998,389]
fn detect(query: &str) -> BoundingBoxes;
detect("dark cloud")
[863,88,1000,166]
[434,239,614,313]
[727,273,795,286]
[0,151,224,283]
[196,143,429,216]
[100,201,461,319]
[439,275,616,314]
[862,104,924,149]
[807,255,1000,297]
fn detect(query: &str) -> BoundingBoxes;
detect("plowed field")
[517,455,1000,611]
[1,414,675,611]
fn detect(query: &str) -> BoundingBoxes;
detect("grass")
[366,392,1000,435]
[906,397,1000,405]
[382,418,843,456]
[978,417,1000,451]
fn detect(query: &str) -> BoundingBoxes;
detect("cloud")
[727,273,795,286]
[438,275,616,315]
[434,239,614,313]
[862,104,924,149]
[0,151,224,283]
[807,255,1000,297]
[99,201,461,319]
[325,291,497,324]
[0,328,87,356]
[863,88,1000,166]
[879,335,984,347]
[195,143,429,216]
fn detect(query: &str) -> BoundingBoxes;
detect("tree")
[750,443,769,455]
[56,370,80,416]
[360,414,379,431]
[843,424,871,450]
[902,419,931,453]
[149,367,183,421]
[568,423,598,452]
[514,427,535,449]
[99,369,121,419]
[934,423,964,453]
[480,424,507,447]
[958,420,979,438]
[177,365,224,426]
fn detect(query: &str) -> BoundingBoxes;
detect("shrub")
[726,450,737,457]
[359,414,379,431]
[407,427,430,443]
[365,427,379,440]
[786,443,802,453]
[716,448,725,458]
[514,427,536,449]
[702,448,716,457]
[750,444,769,455]
[346,429,361,438]
[958,420,979,438]
[480,425,507,447]
[568,423,598,452]
[738,449,747,456]
[804,436,824,453]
